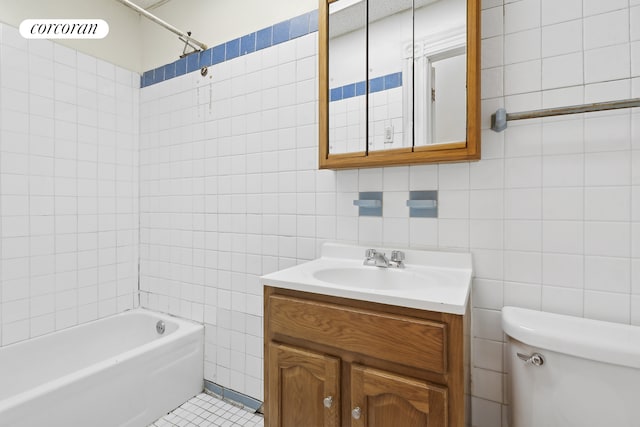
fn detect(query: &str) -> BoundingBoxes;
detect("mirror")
[319,0,480,168]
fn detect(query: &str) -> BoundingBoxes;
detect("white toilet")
[502,306,640,427]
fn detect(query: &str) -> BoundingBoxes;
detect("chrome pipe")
[114,0,208,51]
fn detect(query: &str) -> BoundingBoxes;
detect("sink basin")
[311,265,465,293]
[261,243,473,314]
[313,266,427,291]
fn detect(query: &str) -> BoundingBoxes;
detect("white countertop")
[261,242,473,315]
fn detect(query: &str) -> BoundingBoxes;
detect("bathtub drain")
[156,320,166,335]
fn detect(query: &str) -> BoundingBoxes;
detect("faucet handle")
[364,248,377,259]
[390,250,405,268]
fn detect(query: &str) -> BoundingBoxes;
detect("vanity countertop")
[261,242,473,315]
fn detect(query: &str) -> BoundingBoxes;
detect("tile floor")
[149,393,264,427]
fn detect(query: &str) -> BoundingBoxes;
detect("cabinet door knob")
[351,406,361,420]
[323,396,333,408]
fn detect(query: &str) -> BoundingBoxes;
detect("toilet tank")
[502,306,640,427]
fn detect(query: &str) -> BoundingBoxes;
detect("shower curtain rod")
[115,0,208,51]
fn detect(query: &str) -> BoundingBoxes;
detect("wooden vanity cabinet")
[264,286,469,427]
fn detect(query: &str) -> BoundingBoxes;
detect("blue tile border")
[204,380,263,412]
[141,9,319,88]
[329,71,403,102]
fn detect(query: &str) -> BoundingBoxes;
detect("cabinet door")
[267,343,340,427]
[350,364,448,427]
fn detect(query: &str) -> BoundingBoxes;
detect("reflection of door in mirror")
[432,53,466,144]
[328,0,367,155]
[413,0,467,147]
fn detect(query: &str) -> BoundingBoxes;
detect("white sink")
[261,243,473,314]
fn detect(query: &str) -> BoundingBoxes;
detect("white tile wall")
[0,23,139,347]
[138,3,639,421]
[475,0,639,424]
[0,0,629,425]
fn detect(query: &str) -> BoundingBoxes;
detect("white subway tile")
[585,151,631,186]
[584,10,629,50]
[383,166,409,191]
[2,319,29,345]
[631,223,640,258]
[585,187,631,221]
[542,187,583,220]
[633,186,640,221]
[472,278,504,310]
[541,286,583,316]
[542,20,582,57]
[633,151,640,185]
[585,111,631,152]
[633,259,640,295]
[632,7,640,41]
[505,29,541,65]
[384,191,408,218]
[439,191,470,219]
[541,52,583,90]
[382,218,409,247]
[585,79,632,103]
[504,281,542,309]
[473,249,504,281]
[505,220,542,251]
[471,397,503,427]
[409,218,438,248]
[439,162,470,190]
[438,219,469,249]
[505,0,541,34]
[470,189,504,219]
[585,222,631,257]
[509,121,544,156]
[543,220,583,254]
[505,156,542,188]
[473,308,504,341]
[583,0,628,17]
[482,36,504,69]
[472,367,503,402]
[481,7,504,39]
[481,128,505,160]
[470,219,503,250]
[504,251,542,283]
[505,188,542,220]
[541,0,581,25]
[543,253,584,288]
[481,67,504,99]
[585,256,631,293]
[632,295,640,326]
[358,217,383,246]
[584,44,631,84]
[470,159,504,190]
[336,216,358,242]
[504,60,542,95]
[584,290,630,323]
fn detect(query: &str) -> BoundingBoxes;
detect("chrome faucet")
[363,249,405,268]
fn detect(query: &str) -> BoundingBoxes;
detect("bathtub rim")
[0,308,203,414]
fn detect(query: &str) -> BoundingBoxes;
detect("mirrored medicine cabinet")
[318,0,480,169]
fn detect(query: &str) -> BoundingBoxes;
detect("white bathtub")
[0,308,204,427]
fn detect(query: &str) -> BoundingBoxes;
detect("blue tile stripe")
[141,9,319,88]
[329,72,403,102]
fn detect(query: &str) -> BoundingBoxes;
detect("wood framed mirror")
[319,0,480,169]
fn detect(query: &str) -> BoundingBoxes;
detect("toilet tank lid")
[502,306,640,369]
